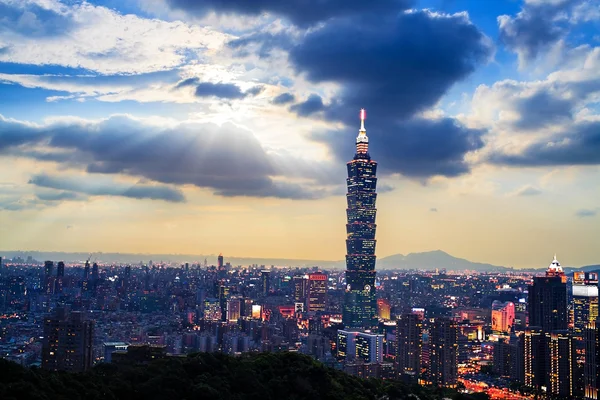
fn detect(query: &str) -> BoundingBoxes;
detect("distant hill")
[377,250,508,272]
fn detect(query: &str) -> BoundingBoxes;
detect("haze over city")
[1,0,600,269]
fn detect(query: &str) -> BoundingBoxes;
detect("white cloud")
[0,0,231,74]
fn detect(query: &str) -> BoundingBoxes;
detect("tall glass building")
[342,109,378,332]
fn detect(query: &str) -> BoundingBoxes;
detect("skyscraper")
[528,255,568,332]
[261,270,270,296]
[491,300,515,333]
[397,313,423,382]
[343,109,378,332]
[573,272,599,336]
[585,319,600,400]
[428,317,458,388]
[307,272,327,312]
[55,261,65,294]
[44,260,54,295]
[549,330,577,398]
[42,306,94,372]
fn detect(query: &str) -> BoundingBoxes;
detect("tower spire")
[356,108,369,154]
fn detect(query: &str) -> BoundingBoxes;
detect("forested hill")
[0,352,487,400]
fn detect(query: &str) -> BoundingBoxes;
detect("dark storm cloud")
[512,89,575,130]
[288,10,492,122]
[489,120,600,167]
[289,94,325,117]
[179,81,264,99]
[164,0,413,27]
[312,118,486,179]
[29,173,186,203]
[284,10,491,178]
[498,0,577,63]
[272,92,295,105]
[1,115,333,200]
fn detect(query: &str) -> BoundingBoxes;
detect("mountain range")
[1,249,598,272]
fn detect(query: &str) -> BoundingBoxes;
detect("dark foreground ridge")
[0,352,488,400]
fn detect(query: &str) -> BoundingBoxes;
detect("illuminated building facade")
[549,330,577,398]
[343,109,378,332]
[293,275,308,303]
[528,255,568,332]
[203,298,221,321]
[491,300,515,333]
[429,318,458,388]
[337,329,383,363]
[226,297,241,323]
[585,319,600,400]
[42,306,94,372]
[44,260,54,294]
[377,298,391,320]
[524,327,546,390]
[397,313,423,382]
[573,272,599,336]
[307,273,327,312]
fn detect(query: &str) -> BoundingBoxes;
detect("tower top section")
[356,108,369,154]
[546,254,565,278]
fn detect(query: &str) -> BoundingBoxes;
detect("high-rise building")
[528,255,568,332]
[293,275,308,304]
[55,261,65,294]
[227,297,241,323]
[343,109,378,332]
[217,253,224,269]
[44,261,54,295]
[218,285,229,322]
[548,330,577,398]
[585,319,600,400]
[42,306,94,372]
[83,260,90,280]
[396,313,423,382]
[491,300,515,333]
[429,318,458,388]
[377,298,391,320]
[307,272,327,312]
[203,298,221,321]
[573,272,599,336]
[524,326,546,390]
[261,270,270,296]
[337,330,383,364]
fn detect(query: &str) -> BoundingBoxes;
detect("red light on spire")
[360,108,366,121]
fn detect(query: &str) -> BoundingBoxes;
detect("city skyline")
[1,0,600,269]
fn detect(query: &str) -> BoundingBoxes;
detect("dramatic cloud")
[228,32,293,58]
[289,10,492,122]
[195,82,246,99]
[164,0,413,27]
[489,120,600,167]
[0,114,336,200]
[35,190,84,202]
[0,0,72,37]
[271,92,295,105]
[313,117,486,179]
[29,174,186,203]
[498,0,577,65]
[289,94,325,117]
[283,10,491,178]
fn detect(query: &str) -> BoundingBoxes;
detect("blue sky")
[0,0,599,268]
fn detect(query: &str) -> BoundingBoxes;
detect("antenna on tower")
[359,108,366,132]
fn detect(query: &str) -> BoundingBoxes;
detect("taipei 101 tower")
[342,109,378,332]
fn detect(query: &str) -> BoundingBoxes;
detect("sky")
[0,0,599,268]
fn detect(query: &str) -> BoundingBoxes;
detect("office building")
[524,326,546,390]
[377,298,391,320]
[261,270,270,296]
[55,261,65,294]
[307,272,327,312]
[586,318,600,400]
[396,313,423,382]
[491,300,515,334]
[41,306,94,372]
[227,297,241,323]
[573,272,599,336]
[293,275,308,304]
[429,318,458,388]
[548,330,577,398]
[343,109,378,332]
[338,330,384,364]
[204,298,221,321]
[44,261,54,295]
[528,255,568,332]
